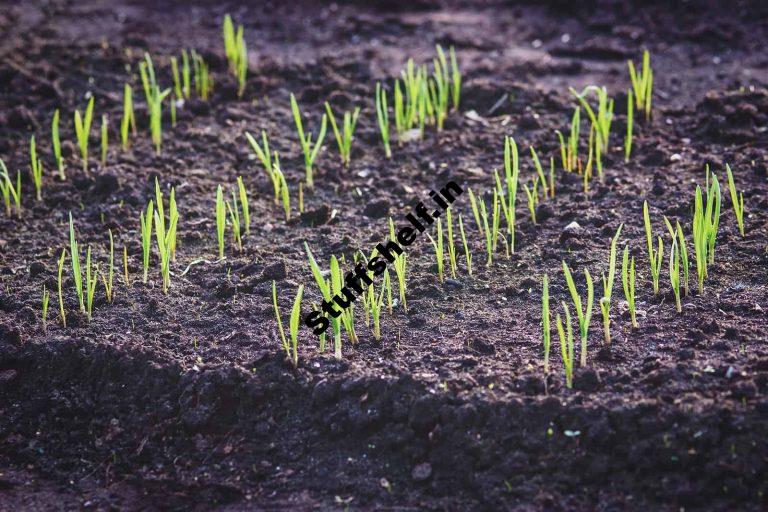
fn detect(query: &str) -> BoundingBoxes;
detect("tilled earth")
[1,0,768,510]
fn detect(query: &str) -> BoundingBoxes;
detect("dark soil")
[2,0,768,510]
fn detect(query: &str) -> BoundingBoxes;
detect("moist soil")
[1,0,768,510]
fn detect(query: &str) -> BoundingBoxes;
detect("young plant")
[562,261,594,368]
[369,279,386,341]
[290,93,327,189]
[704,170,722,265]
[725,164,745,236]
[69,213,85,313]
[100,114,108,167]
[223,14,247,94]
[691,174,721,293]
[643,201,664,294]
[84,245,99,322]
[625,89,633,163]
[522,180,537,224]
[153,207,177,294]
[244,131,282,204]
[57,249,67,327]
[121,84,136,150]
[445,207,457,278]
[305,243,341,355]
[570,86,613,177]
[139,53,172,155]
[191,50,212,100]
[235,30,248,97]
[600,224,623,344]
[0,161,21,218]
[449,46,461,110]
[215,185,226,258]
[458,213,472,276]
[556,303,575,389]
[74,96,95,172]
[123,246,130,287]
[274,165,291,221]
[41,285,50,331]
[530,147,549,199]
[101,229,115,303]
[426,218,444,283]
[502,136,520,250]
[30,135,43,201]
[621,246,638,328]
[140,200,154,282]
[627,50,653,120]
[670,238,682,313]
[388,218,408,312]
[272,281,304,368]
[478,189,500,266]
[52,109,65,179]
[171,55,183,101]
[542,274,551,374]
[325,102,360,166]
[236,176,250,235]
[556,107,580,172]
[375,82,392,158]
[226,189,243,252]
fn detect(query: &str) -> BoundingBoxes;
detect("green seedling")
[181,49,191,100]
[74,96,95,172]
[84,245,99,322]
[666,219,690,296]
[522,180,537,224]
[290,93,327,188]
[223,13,247,94]
[121,84,136,150]
[388,218,408,312]
[375,82,392,158]
[123,246,130,287]
[57,249,67,327]
[237,176,250,235]
[627,50,653,120]
[625,89,633,162]
[171,55,183,101]
[426,218,444,283]
[100,229,115,303]
[562,261,593,368]
[153,207,177,294]
[0,161,21,217]
[153,179,179,262]
[502,136,520,250]
[449,46,461,110]
[725,164,745,236]
[570,86,613,177]
[643,201,664,294]
[41,285,50,331]
[69,213,85,312]
[273,281,304,368]
[556,107,580,172]
[621,246,637,328]
[556,302,575,389]
[331,255,357,346]
[325,102,360,166]
[191,50,212,100]
[446,207,457,278]
[467,187,482,236]
[670,238,681,313]
[600,224,623,344]
[458,213,472,276]
[478,189,500,266]
[140,200,154,283]
[368,278,386,340]
[226,189,243,252]
[244,131,282,204]
[52,109,65,179]
[30,135,43,201]
[542,274,551,374]
[704,169,722,265]
[274,164,291,221]
[100,114,108,167]
[305,243,340,354]
[530,147,549,199]
[215,185,226,258]
[139,53,172,155]
[223,15,237,72]
[236,32,247,97]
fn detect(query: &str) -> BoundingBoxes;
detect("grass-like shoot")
[556,302,574,389]
[388,218,408,312]
[600,224,623,344]
[244,131,283,204]
[139,53,172,155]
[643,201,664,294]
[0,161,21,218]
[478,189,501,266]
[69,213,85,312]
[556,107,580,172]
[502,136,520,250]
[625,89,633,163]
[562,261,593,368]
[30,136,43,201]
[692,172,722,293]
[223,15,247,95]
[123,246,130,288]
[426,218,444,283]
[325,102,360,166]
[273,281,304,368]
[215,185,226,258]
[57,249,67,327]
[290,93,327,188]
[100,114,108,167]
[121,84,136,150]
[368,278,386,340]
[74,96,95,172]
[570,86,613,177]
[522,180,537,224]
[237,176,250,235]
[627,50,653,120]
[725,164,745,236]
[84,245,99,322]
[153,205,177,294]
[52,109,64,179]
[669,238,681,313]
[140,200,154,283]
[191,50,212,100]
[101,229,115,303]
[226,188,243,252]
[446,208,457,278]
[375,82,392,158]
[41,285,50,331]
[530,147,550,199]
[621,246,637,328]
[542,274,550,374]
[458,213,472,276]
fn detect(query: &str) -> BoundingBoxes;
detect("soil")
[1,0,768,510]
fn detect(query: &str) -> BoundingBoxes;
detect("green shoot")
[621,246,637,328]
[325,102,360,166]
[562,261,593,368]
[74,96,95,172]
[57,249,67,327]
[223,14,247,94]
[236,32,248,97]
[449,46,461,110]
[171,55,183,100]
[41,285,50,331]
[556,302,575,389]
[139,53,172,155]
[272,281,304,368]
[458,213,472,276]
[600,224,623,345]
[426,218,444,283]
[290,93,327,188]
[84,245,98,322]
[140,200,154,283]
[388,218,408,312]
[446,207,457,278]
[725,164,745,236]
[237,176,250,235]
[181,49,191,100]
[153,206,177,294]
[625,89,633,162]
[522,181,537,224]
[542,274,551,374]
[226,189,243,252]
[627,50,653,120]
[223,15,237,72]
[478,190,497,266]
[0,163,21,218]
[215,185,226,258]
[643,201,663,294]
[502,136,520,250]
[100,114,108,167]
[375,83,392,158]
[191,50,212,100]
[123,246,130,288]
[570,86,613,177]
[30,135,43,201]
[467,187,483,236]
[69,213,85,312]
[556,107,580,172]
[102,229,115,303]
[670,238,681,313]
[704,170,722,265]
[52,109,65,179]
[305,242,340,354]
[369,279,386,340]
[530,147,549,199]
[121,84,136,150]
[245,131,282,204]
[275,165,291,221]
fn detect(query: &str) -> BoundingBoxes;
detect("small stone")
[411,462,432,482]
